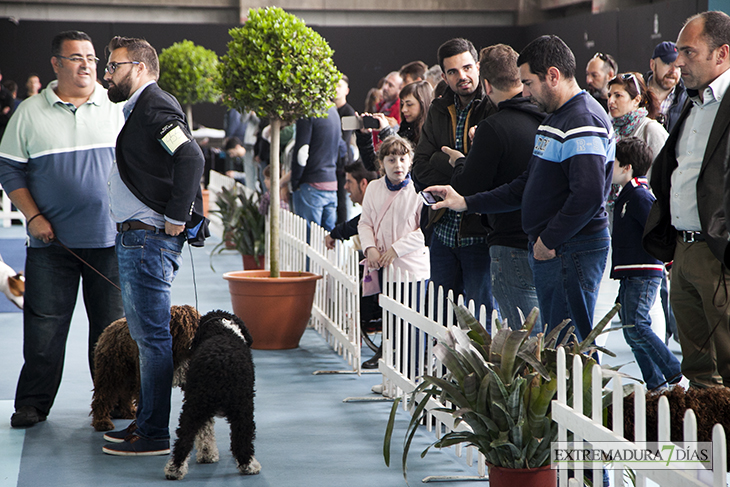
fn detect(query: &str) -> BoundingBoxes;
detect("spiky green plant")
[384,303,625,482]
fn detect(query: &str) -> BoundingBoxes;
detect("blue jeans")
[619,276,681,390]
[489,245,540,333]
[16,245,124,415]
[428,234,494,319]
[292,183,337,232]
[529,228,609,343]
[116,229,185,440]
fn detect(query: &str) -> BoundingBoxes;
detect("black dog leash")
[55,236,201,311]
[54,238,122,292]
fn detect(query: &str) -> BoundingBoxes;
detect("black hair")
[51,31,93,57]
[344,161,377,183]
[516,35,576,80]
[224,137,243,151]
[616,137,653,177]
[437,38,478,72]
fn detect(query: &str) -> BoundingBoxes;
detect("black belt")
[679,230,704,243]
[116,221,159,233]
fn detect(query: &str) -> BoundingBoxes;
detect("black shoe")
[362,347,382,369]
[10,405,47,428]
[103,421,138,443]
[102,433,170,456]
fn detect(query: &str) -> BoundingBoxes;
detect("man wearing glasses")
[101,36,206,456]
[0,30,125,428]
[585,52,617,112]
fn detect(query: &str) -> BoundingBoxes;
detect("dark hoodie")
[451,94,546,250]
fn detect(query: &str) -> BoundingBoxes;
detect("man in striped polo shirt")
[0,30,125,427]
[426,35,614,343]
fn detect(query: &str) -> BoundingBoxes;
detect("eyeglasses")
[620,73,642,96]
[105,61,140,74]
[592,52,617,73]
[56,55,99,65]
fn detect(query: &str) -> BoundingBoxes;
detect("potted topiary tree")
[384,304,626,486]
[216,6,341,349]
[158,40,220,131]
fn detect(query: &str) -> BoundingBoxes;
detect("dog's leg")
[166,403,213,480]
[194,418,219,464]
[228,411,260,475]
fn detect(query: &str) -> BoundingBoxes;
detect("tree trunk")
[269,118,281,278]
[185,104,194,132]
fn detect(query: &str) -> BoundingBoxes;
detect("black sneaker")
[102,433,170,456]
[362,346,382,369]
[10,406,47,428]
[103,421,137,443]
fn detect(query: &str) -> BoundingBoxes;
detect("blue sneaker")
[102,433,170,456]
[103,421,137,443]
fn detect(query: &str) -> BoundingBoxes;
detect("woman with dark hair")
[607,72,668,160]
[356,80,434,172]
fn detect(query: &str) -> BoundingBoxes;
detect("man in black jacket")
[445,44,546,330]
[411,37,495,318]
[101,36,205,456]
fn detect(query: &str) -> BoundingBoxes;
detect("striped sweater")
[465,90,614,249]
[610,177,664,279]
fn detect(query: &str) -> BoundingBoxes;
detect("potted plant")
[210,186,266,270]
[216,6,341,349]
[384,304,624,486]
[158,39,220,131]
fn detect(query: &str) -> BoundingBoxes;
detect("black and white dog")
[164,310,260,480]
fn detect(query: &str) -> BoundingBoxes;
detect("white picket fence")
[378,266,490,481]
[266,208,362,372]
[253,202,730,486]
[552,348,728,487]
[0,184,24,227]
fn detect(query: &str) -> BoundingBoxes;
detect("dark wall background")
[0,0,710,129]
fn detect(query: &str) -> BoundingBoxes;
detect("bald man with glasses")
[0,30,125,428]
[586,52,618,112]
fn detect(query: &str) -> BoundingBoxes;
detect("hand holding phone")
[420,191,443,206]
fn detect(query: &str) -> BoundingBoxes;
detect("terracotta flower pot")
[223,270,322,350]
[487,463,556,487]
[241,254,265,270]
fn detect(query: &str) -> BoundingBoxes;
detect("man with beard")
[411,37,496,320]
[646,41,688,132]
[585,52,617,112]
[101,36,205,456]
[0,30,125,428]
[426,35,614,345]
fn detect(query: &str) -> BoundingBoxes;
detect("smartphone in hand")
[420,191,442,206]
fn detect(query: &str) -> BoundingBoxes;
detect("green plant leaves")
[218,7,342,124]
[158,40,220,106]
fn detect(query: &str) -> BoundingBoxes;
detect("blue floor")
[0,224,495,487]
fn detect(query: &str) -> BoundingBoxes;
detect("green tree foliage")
[158,40,220,106]
[218,6,341,123]
[217,7,342,277]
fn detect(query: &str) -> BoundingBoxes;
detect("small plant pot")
[242,254,265,270]
[223,270,322,350]
[487,464,556,487]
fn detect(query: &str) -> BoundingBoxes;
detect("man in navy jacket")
[101,36,205,456]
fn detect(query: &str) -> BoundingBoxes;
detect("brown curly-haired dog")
[618,386,730,471]
[90,305,200,431]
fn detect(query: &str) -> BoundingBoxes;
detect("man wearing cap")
[646,41,688,132]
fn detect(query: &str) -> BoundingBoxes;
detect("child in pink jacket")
[358,135,429,284]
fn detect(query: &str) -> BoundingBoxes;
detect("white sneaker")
[371,383,384,394]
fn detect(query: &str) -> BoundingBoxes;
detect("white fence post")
[552,346,728,487]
